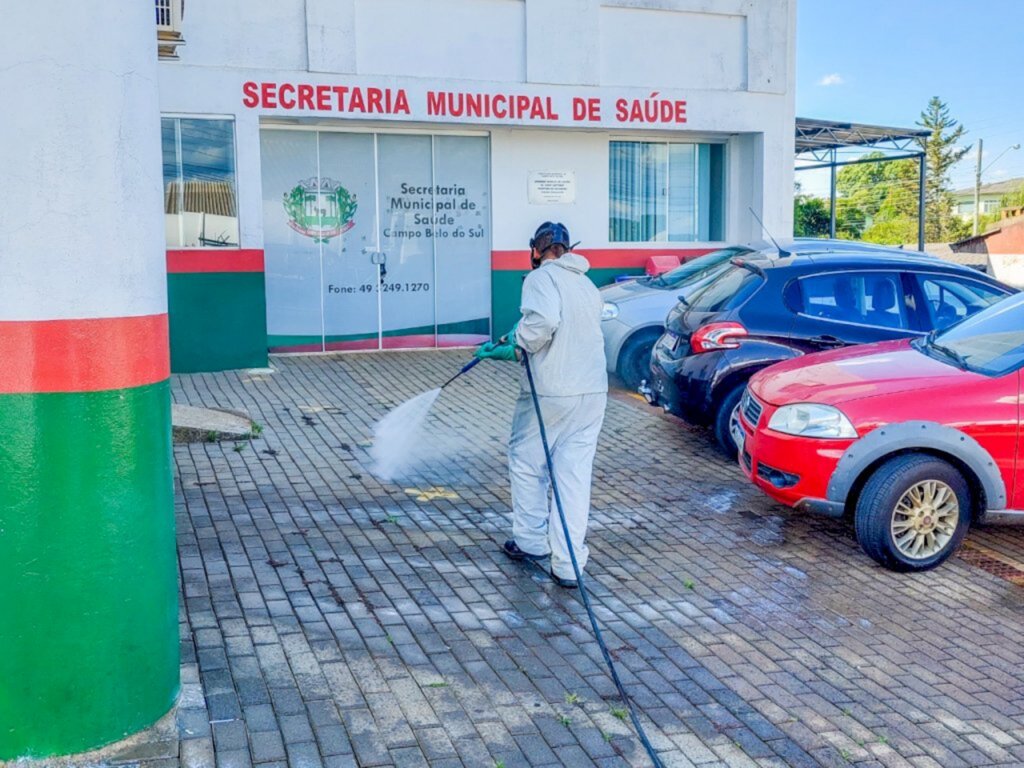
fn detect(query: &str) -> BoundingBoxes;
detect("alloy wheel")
[890,480,960,560]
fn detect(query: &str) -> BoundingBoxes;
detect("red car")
[736,291,1024,571]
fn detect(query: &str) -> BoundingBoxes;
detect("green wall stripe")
[168,272,268,373]
[490,267,643,340]
[439,317,489,336]
[0,381,178,759]
[268,317,490,349]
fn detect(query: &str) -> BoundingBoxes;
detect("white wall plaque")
[528,170,576,204]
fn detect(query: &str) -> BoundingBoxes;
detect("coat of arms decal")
[283,177,357,243]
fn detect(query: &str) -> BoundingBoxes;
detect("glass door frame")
[261,122,492,351]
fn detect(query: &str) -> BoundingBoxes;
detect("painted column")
[0,3,178,759]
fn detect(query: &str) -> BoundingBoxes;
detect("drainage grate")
[958,542,1024,585]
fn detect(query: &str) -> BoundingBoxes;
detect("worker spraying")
[475,222,608,588]
[372,221,664,766]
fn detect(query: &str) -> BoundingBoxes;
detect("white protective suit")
[508,252,608,580]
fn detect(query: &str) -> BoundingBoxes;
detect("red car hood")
[750,339,979,407]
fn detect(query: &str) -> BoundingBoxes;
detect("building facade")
[952,177,1024,220]
[158,0,797,371]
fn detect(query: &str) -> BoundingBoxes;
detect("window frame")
[608,138,726,244]
[161,114,241,250]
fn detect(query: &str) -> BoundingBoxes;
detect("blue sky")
[796,0,1024,197]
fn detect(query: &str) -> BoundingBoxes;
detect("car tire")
[713,383,746,461]
[854,453,971,572]
[616,329,663,391]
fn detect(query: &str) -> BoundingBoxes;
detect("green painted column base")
[0,381,179,759]
[169,272,269,373]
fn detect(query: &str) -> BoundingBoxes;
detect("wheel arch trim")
[826,420,1007,511]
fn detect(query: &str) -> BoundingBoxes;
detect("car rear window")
[687,263,764,313]
[651,247,752,289]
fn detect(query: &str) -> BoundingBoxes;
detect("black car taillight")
[690,322,748,354]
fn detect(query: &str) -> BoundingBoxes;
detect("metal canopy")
[796,118,929,162]
[795,117,929,249]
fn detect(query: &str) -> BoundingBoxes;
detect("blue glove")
[474,340,518,361]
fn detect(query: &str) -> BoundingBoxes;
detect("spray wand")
[439,357,482,389]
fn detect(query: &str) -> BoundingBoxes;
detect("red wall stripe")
[0,314,170,394]
[167,249,265,274]
[491,248,714,270]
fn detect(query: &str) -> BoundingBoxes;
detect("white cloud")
[817,73,844,87]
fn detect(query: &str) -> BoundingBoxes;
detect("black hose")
[521,351,666,768]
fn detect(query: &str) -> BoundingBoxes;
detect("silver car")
[601,239,933,389]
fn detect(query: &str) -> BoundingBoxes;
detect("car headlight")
[767,403,857,439]
[601,302,619,321]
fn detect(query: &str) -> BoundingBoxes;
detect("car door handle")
[808,335,844,348]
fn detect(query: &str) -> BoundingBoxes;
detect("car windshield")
[686,262,765,313]
[648,247,753,288]
[913,292,1024,376]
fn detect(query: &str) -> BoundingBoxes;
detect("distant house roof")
[952,177,1024,199]
[950,211,1024,258]
[938,251,990,271]
[904,241,990,271]
[165,180,237,217]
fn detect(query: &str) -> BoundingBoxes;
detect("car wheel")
[713,384,746,460]
[616,329,662,391]
[854,453,971,572]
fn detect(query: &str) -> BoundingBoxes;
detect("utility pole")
[972,141,1020,237]
[974,138,983,236]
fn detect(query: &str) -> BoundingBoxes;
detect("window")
[162,118,239,248]
[921,292,1024,376]
[983,200,1001,213]
[155,0,185,59]
[609,141,724,242]
[917,275,1008,330]
[795,272,909,330]
[648,247,752,289]
[688,263,763,313]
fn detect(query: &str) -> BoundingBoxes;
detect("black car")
[641,250,1015,457]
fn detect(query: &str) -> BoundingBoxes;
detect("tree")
[794,193,829,237]
[832,152,920,243]
[1000,185,1024,212]
[836,153,918,222]
[861,217,918,245]
[917,97,971,242]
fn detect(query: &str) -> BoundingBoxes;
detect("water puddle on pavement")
[500,610,526,628]
[701,489,740,514]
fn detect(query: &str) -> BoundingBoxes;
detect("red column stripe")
[491,248,714,270]
[167,249,265,273]
[0,314,170,394]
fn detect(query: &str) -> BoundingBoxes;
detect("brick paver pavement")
[164,350,1024,768]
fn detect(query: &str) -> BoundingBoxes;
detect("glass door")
[318,132,379,350]
[261,129,491,352]
[261,130,324,352]
[377,134,436,348]
[432,135,491,346]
